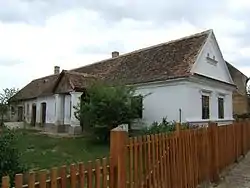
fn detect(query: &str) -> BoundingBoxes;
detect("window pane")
[202,95,210,119]
[218,98,224,119]
[131,95,143,118]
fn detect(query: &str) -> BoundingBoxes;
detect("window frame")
[131,95,143,119]
[218,96,225,119]
[201,94,210,120]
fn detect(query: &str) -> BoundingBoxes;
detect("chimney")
[112,51,119,58]
[54,66,60,74]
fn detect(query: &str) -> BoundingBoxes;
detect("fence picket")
[87,161,93,188]
[102,158,108,188]
[133,137,138,188]
[39,170,47,188]
[28,172,35,188]
[51,168,57,188]
[95,159,101,188]
[79,163,85,188]
[60,166,67,188]
[138,136,143,187]
[2,176,9,188]
[15,174,23,188]
[70,164,77,188]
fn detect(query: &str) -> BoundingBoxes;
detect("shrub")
[234,113,250,120]
[74,82,146,142]
[0,128,26,185]
[140,117,190,135]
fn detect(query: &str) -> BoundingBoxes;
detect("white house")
[11,29,236,134]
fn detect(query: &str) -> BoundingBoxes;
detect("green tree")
[0,88,19,126]
[74,82,144,142]
[0,128,26,186]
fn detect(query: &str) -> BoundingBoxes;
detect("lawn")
[15,129,109,171]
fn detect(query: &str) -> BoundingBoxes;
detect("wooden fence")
[2,121,250,188]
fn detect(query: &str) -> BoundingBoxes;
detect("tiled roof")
[13,29,211,101]
[73,30,210,85]
[13,74,59,101]
[53,71,97,94]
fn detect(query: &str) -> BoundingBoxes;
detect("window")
[131,95,143,118]
[69,101,72,117]
[27,104,30,115]
[218,97,224,119]
[202,95,210,119]
[55,103,56,115]
[11,106,15,115]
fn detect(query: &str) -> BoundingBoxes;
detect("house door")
[31,104,36,126]
[41,103,46,125]
[17,106,23,122]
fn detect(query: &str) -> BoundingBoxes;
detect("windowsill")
[186,118,234,123]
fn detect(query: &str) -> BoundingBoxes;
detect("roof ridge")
[67,70,97,77]
[71,29,212,71]
[31,73,58,82]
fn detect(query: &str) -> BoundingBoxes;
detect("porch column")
[54,94,64,125]
[70,91,83,126]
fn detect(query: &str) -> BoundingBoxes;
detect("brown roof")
[13,74,59,101]
[73,30,210,84]
[52,71,97,94]
[13,29,211,101]
[226,61,249,95]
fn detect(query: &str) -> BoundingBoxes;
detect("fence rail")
[2,120,250,188]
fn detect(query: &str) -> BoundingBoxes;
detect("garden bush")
[140,117,190,135]
[0,128,26,185]
[74,82,145,143]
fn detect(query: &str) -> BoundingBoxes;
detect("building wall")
[227,64,249,115]
[134,78,234,128]
[135,80,189,127]
[185,81,233,125]
[232,93,248,115]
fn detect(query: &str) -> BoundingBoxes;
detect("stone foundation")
[42,123,82,135]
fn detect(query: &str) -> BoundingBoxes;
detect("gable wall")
[191,33,233,84]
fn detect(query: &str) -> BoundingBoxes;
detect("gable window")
[218,97,224,119]
[131,95,143,119]
[202,95,210,119]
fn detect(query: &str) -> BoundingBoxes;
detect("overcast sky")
[0,0,250,90]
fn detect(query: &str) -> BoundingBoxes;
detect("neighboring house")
[226,62,249,115]
[11,29,237,134]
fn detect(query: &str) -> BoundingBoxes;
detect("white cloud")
[0,0,249,91]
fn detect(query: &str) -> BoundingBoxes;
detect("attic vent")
[206,55,218,66]
[43,79,48,83]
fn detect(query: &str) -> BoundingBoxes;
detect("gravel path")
[214,153,250,188]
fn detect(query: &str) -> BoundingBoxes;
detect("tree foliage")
[0,88,19,126]
[74,82,144,141]
[0,128,26,185]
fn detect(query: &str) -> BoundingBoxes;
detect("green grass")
[15,129,109,171]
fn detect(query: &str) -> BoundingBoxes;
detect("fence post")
[208,122,219,183]
[176,122,180,136]
[110,127,128,188]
